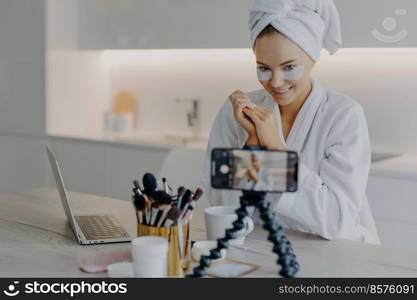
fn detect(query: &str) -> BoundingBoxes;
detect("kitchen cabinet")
[367,175,417,252]
[105,144,170,201]
[47,137,107,197]
[47,136,170,200]
[77,0,253,49]
[367,176,417,224]
[374,218,417,253]
[0,0,45,136]
[0,136,47,194]
[0,0,48,197]
[75,0,417,49]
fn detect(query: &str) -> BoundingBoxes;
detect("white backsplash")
[103,49,261,137]
[313,49,417,154]
[48,48,417,154]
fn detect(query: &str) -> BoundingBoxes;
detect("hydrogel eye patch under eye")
[257,65,305,81]
[282,65,305,80]
[257,68,273,81]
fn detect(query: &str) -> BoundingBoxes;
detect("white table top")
[1,188,417,277]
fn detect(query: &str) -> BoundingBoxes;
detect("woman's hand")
[247,166,259,183]
[229,90,259,145]
[242,104,286,150]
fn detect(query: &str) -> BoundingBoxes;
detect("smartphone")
[211,148,298,193]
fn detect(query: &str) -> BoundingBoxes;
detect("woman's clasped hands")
[229,90,286,150]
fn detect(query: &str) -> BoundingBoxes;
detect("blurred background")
[1,0,417,252]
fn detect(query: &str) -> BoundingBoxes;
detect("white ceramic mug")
[131,236,169,277]
[204,206,254,245]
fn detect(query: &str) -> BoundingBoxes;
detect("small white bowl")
[191,240,227,262]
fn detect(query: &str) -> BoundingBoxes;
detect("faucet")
[176,98,201,138]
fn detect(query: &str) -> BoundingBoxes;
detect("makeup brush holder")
[137,223,191,277]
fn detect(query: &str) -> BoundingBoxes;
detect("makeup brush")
[182,199,196,223]
[192,187,204,201]
[133,180,143,195]
[162,177,169,193]
[180,191,193,219]
[132,194,146,224]
[183,187,204,224]
[176,186,185,208]
[162,207,181,227]
[180,190,192,211]
[132,179,147,224]
[149,201,160,226]
[149,190,172,227]
[133,195,144,208]
[156,206,171,227]
[177,190,192,259]
[153,202,172,227]
[150,190,172,206]
[142,173,157,195]
[143,194,152,225]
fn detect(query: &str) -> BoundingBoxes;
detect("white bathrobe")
[203,79,380,244]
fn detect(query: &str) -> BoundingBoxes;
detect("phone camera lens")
[220,164,229,174]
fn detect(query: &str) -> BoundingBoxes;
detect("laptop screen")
[46,147,77,233]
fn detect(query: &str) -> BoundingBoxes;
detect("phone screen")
[211,148,298,193]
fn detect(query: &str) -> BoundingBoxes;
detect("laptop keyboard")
[74,215,130,241]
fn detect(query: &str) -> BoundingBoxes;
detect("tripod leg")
[187,192,299,278]
[254,196,299,278]
[187,196,252,278]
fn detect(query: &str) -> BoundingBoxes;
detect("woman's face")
[254,32,315,106]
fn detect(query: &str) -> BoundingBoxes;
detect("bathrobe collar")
[263,78,326,152]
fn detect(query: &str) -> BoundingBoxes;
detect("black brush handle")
[180,190,192,210]
[132,194,146,211]
[153,209,164,227]
[151,190,172,205]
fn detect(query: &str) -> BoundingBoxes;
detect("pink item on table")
[79,249,133,273]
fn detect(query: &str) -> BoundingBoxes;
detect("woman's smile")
[271,86,293,97]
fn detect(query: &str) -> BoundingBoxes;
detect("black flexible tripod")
[188,191,299,278]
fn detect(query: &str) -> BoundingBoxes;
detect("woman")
[203,0,380,244]
[235,153,274,191]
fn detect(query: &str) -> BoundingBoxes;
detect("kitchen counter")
[1,188,417,277]
[49,133,405,165]
[370,154,417,181]
[48,133,209,151]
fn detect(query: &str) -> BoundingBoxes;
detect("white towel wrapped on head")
[249,0,342,61]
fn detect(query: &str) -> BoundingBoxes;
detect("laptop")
[46,146,131,245]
